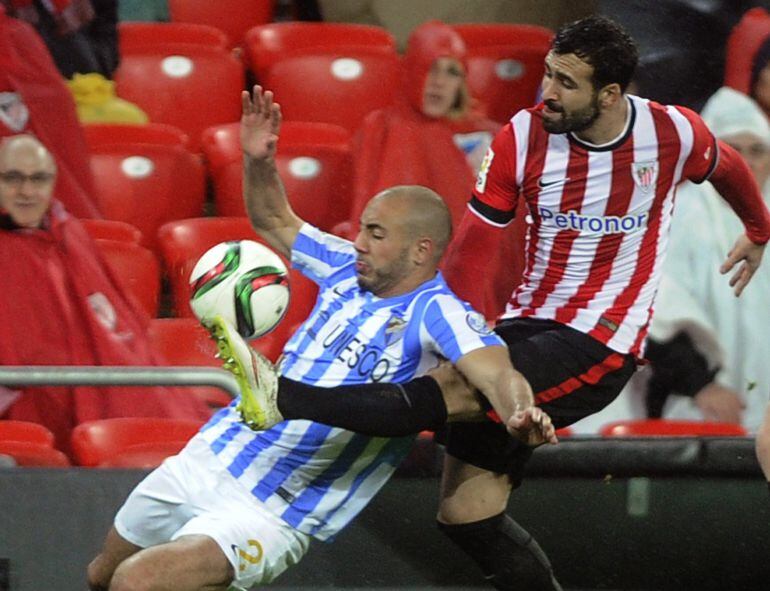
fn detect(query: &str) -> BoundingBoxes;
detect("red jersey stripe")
[535,351,628,404]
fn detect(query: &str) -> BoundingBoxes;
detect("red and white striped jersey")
[470,95,718,356]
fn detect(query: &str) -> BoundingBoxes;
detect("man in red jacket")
[0,135,209,454]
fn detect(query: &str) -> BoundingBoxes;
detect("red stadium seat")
[168,0,274,49]
[0,441,71,467]
[81,219,143,244]
[156,217,318,360]
[201,121,354,227]
[89,143,206,253]
[119,21,230,53]
[147,317,233,407]
[99,441,190,469]
[94,239,161,317]
[452,24,553,124]
[244,21,396,80]
[113,46,244,151]
[262,47,400,133]
[83,122,190,150]
[599,419,748,437]
[71,417,204,467]
[0,420,55,446]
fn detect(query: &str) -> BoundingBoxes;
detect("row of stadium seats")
[0,418,749,468]
[111,21,553,150]
[83,120,354,256]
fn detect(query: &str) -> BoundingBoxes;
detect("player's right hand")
[506,406,559,447]
[241,85,282,161]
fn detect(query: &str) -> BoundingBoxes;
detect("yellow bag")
[68,72,149,124]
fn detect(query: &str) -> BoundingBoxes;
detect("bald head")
[370,185,452,263]
[0,135,57,229]
[0,134,55,172]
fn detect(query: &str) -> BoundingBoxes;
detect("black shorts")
[440,317,636,484]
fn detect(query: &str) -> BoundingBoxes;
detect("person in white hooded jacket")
[650,87,770,431]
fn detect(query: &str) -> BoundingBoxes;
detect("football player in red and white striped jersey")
[433,14,770,590]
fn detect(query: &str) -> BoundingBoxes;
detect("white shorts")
[114,437,311,590]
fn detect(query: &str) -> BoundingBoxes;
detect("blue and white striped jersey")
[198,223,503,541]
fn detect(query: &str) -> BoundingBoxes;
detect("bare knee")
[438,454,511,524]
[87,554,113,591]
[88,527,142,591]
[109,555,155,591]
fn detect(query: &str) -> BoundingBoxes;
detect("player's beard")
[356,247,412,296]
[542,93,600,134]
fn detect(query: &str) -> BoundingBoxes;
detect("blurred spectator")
[350,20,526,318]
[1,0,119,78]
[724,6,770,119]
[351,20,499,229]
[643,86,770,432]
[0,5,100,217]
[0,135,210,454]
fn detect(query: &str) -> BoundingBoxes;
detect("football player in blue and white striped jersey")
[87,86,555,591]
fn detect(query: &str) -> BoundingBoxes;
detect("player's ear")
[413,237,433,265]
[598,82,622,108]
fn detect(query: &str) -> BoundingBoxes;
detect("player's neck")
[374,269,437,299]
[573,95,629,146]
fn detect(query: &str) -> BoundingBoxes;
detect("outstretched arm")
[709,140,770,296]
[454,346,558,446]
[241,85,304,258]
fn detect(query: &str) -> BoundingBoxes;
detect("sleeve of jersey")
[677,106,719,183]
[442,124,520,307]
[709,140,770,244]
[291,223,357,284]
[423,295,504,365]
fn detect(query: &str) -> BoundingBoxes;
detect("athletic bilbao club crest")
[631,160,658,193]
[0,93,29,132]
[87,292,117,332]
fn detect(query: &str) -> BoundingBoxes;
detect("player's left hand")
[506,406,558,447]
[720,233,766,297]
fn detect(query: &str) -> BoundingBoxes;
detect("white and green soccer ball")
[189,240,290,339]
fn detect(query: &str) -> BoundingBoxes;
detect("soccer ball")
[189,240,290,339]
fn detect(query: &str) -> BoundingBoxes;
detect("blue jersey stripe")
[279,433,372,528]
[309,435,413,538]
[210,424,244,455]
[251,422,334,502]
[226,422,288,478]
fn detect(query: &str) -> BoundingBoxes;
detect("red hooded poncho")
[0,7,100,218]
[724,7,770,96]
[0,201,210,454]
[350,21,500,229]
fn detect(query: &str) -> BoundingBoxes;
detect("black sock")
[438,513,562,591]
[276,375,448,436]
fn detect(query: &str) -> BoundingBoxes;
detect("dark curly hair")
[552,15,638,93]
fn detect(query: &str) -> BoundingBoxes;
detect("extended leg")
[90,531,233,591]
[437,454,562,591]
